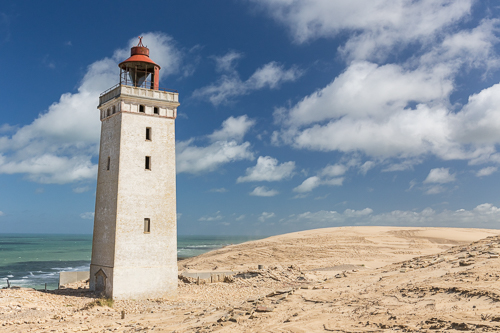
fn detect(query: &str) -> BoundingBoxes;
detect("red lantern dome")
[119,37,160,90]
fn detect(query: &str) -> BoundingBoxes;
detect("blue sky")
[2,1,500,235]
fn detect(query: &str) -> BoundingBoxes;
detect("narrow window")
[139,105,145,113]
[112,106,116,114]
[153,107,159,115]
[107,108,110,117]
[145,156,151,170]
[144,218,151,233]
[106,157,110,170]
[146,127,151,141]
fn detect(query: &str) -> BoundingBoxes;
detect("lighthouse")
[90,37,179,300]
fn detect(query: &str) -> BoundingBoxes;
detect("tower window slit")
[146,127,151,141]
[139,105,145,113]
[154,107,159,115]
[145,156,151,170]
[106,157,110,171]
[144,218,151,233]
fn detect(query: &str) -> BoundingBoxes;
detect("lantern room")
[119,37,160,90]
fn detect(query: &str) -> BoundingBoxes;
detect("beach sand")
[2,226,500,332]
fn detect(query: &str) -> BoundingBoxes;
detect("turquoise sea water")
[0,234,262,290]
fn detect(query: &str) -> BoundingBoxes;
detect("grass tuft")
[83,297,114,310]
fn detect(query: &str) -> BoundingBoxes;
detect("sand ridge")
[1,226,500,332]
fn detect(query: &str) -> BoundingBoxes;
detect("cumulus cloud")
[476,166,497,177]
[293,163,351,193]
[343,208,373,217]
[0,211,4,216]
[193,52,302,105]
[237,156,295,183]
[276,61,453,128]
[320,164,348,177]
[425,185,446,195]
[176,140,253,174]
[273,59,500,167]
[424,168,456,184]
[293,176,321,193]
[177,115,255,174]
[250,186,279,197]
[0,32,183,184]
[262,1,500,175]
[258,212,275,222]
[251,0,474,60]
[80,212,94,220]
[293,176,344,193]
[283,203,500,229]
[199,211,224,222]
[208,115,256,142]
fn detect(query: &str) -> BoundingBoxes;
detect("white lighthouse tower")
[90,37,179,300]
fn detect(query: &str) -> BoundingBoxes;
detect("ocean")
[0,234,261,290]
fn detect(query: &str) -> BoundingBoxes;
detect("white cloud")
[274,61,500,165]
[293,176,344,193]
[73,186,90,193]
[0,124,16,134]
[452,82,500,146]
[0,32,183,184]
[237,156,295,183]
[80,212,94,220]
[425,185,446,195]
[284,203,500,229]
[293,163,349,193]
[235,215,245,221]
[408,180,417,191]
[359,161,375,175]
[208,115,256,142]
[176,115,255,174]
[424,168,456,184]
[251,0,474,60]
[210,188,228,193]
[193,60,302,105]
[263,2,500,172]
[343,208,373,217]
[214,51,243,72]
[250,186,279,197]
[258,212,275,222]
[0,211,4,216]
[176,140,254,174]
[320,164,347,177]
[476,166,497,177]
[199,211,223,222]
[293,176,321,193]
[277,61,453,128]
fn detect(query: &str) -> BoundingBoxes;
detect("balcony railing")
[98,84,179,107]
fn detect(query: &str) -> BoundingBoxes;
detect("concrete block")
[59,271,90,287]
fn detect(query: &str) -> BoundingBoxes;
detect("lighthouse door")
[95,269,107,293]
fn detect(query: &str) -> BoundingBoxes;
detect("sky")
[2,0,500,235]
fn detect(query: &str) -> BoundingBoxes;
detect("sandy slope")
[179,226,500,271]
[1,226,500,332]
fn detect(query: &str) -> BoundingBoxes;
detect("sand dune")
[180,226,499,271]
[2,226,500,332]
